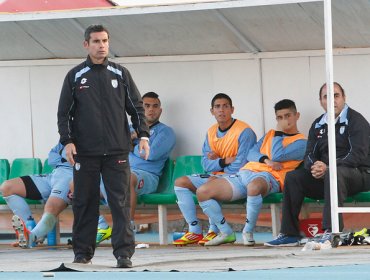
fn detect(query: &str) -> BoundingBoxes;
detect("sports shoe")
[318,230,332,243]
[73,257,92,264]
[264,233,300,247]
[354,228,369,238]
[96,226,112,244]
[242,232,255,246]
[204,232,236,246]
[12,215,32,249]
[116,256,132,268]
[198,231,217,246]
[172,232,203,246]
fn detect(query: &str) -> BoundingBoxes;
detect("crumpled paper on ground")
[302,240,332,251]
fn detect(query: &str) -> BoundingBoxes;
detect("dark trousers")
[72,154,134,260]
[281,166,365,236]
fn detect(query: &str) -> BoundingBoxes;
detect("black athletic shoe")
[116,256,132,268]
[73,256,92,264]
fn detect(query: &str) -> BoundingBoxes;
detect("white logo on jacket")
[111,79,118,88]
[81,78,87,84]
[340,126,345,134]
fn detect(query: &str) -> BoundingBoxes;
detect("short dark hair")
[142,91,159,99]
[142,91,161,104]
[211,93,233,108]
[319,82,345,99]
[84,25,110,42]
[274,99,297,113]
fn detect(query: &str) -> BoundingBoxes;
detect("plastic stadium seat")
[9,158,42,179]
[172,155,204,182]
[155,158,175,194]
[138,158,175,205]
[140,155,204,205]
[0,159,10,185]
[42,159,54,174]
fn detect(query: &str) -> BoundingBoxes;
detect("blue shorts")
[100,169,159,201]
[131,168,159,195]
[187,173,226,189]
[29,167,73,204]
[224,170,280,201]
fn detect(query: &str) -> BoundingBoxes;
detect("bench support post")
[158,205,168,245]
[270,204,281,238]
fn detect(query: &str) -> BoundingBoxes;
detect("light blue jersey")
[47,143,72,169]
[129,122,176,177]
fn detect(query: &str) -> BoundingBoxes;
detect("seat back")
[42,159,55,174]
[9,158,42,179]
[155,158,175,194]
[0,159,10,185]
[166,155,204,195]
[173,155,204,181]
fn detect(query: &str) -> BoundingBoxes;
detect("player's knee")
[247,179,265,196]
[174,176,191,188]
[196,186,211,201]
[0,181,14,196]
[44,197,67,215]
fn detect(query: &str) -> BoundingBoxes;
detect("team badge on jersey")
[340,126,345,134]
[81,78,87,84]
[75,162,80,171]
[138,179,144,190]
[111,79,118,88]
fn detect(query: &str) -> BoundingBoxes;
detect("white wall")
[1,50,370,162]
[126,58,264,157]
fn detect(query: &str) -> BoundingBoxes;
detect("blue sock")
[4,195,33,222]
[98,215,109,229]
[243,195,263,233]
[174,186,201,234]
[32,213,56,242]
[199,199,232,235]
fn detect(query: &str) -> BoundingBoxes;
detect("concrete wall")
[1,50,370,162]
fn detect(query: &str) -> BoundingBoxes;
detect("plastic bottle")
[47,225,57,246]
[26,216,36,247]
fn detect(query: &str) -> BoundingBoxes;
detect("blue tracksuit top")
[129,121,176,177]
[47,143,73,170]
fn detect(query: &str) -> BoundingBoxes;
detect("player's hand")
[311,161,327,179]
[131,131,138,140]
[207,152,218,160]
[225,156,236,165]
[65,143,76,166]
[264,159,282,170]
[139,139,150,160]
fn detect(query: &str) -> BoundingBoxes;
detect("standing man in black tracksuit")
[57,25,150,268]
[265,82,370,247]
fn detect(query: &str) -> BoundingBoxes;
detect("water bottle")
[47,225,57,246]
[26,216,36,247]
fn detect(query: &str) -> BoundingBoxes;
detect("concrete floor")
[1,240,370,273]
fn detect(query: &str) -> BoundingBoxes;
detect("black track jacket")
[57,56,149,156]
[304,106,370,170]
